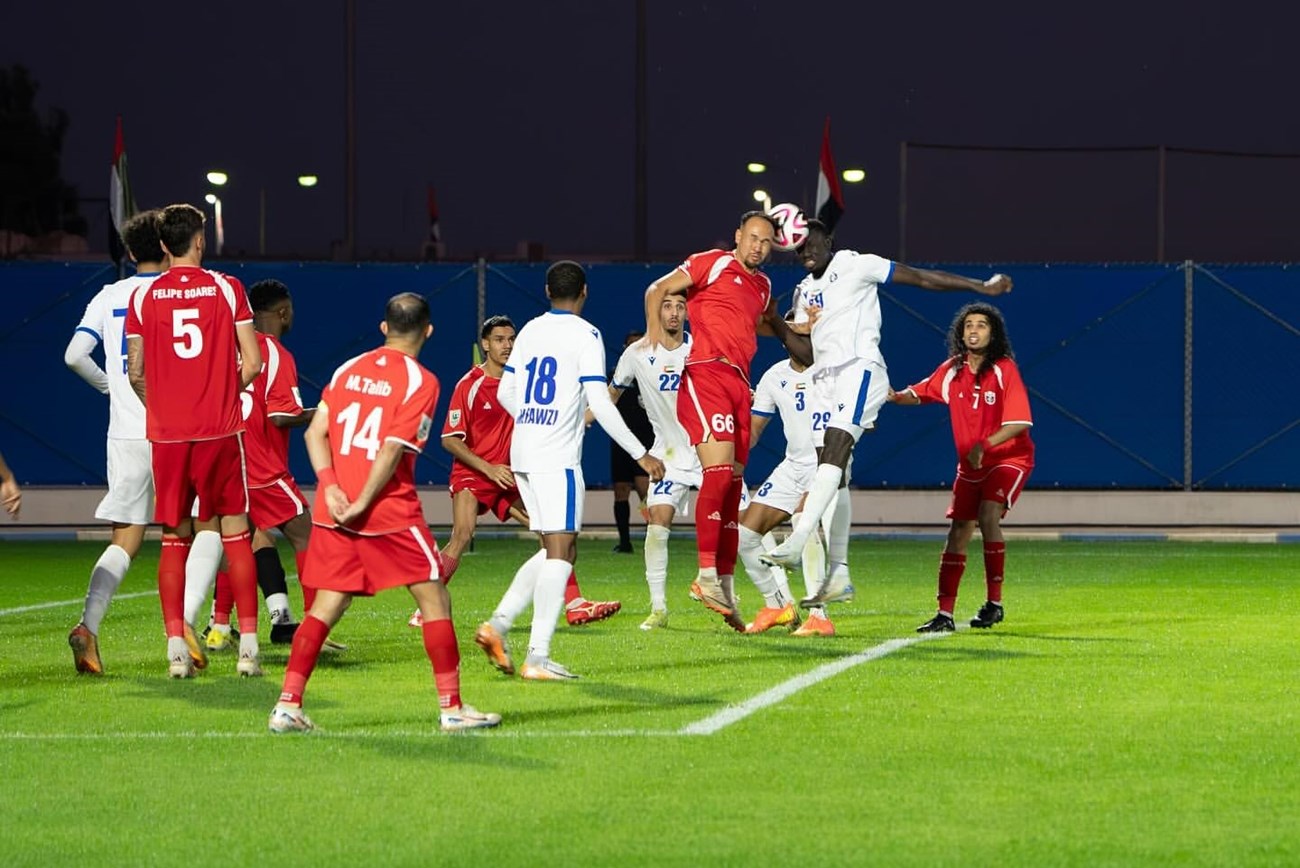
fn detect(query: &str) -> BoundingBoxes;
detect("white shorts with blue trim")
[810,358,889,446]
[516,468,585,534]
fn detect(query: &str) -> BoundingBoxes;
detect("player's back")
[506,310,606,472]
[79,272,158,440]
[613,337,696,472]
[753,359,818,465]
[677,249,771,381]
[795,249,891,368]
[241,333,301,487]
[127,265,250,442]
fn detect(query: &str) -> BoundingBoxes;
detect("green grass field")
[1,536,1296,866]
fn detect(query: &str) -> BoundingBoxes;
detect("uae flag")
[108,116,136,266]
[814,116,844,232]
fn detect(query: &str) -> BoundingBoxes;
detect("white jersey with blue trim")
[751,358,818,466]
[793,249,894,369]
[611,335,697,474]
[502,309,609,472]
[75,272,160,440]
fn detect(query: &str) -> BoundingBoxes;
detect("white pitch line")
[0,590,156,618]
[679,631,952,736]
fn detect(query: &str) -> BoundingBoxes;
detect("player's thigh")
[646,474,692,515]
[825,359,888,441]
[96,438,153,525]
[946,475,983,521]
[515,468,584,533]
[678,363,747,449]
[981,464,1032,513]
[353,526,442,594]
[150,440,198,528]
[303,525,365,592]
[741,501,790,535]
[192,435,248,521]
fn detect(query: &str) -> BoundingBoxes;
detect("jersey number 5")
[172,308,203,359]
[336,402,383,461]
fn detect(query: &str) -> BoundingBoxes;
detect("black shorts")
[611,446,648,484]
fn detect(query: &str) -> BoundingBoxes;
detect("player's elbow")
[63,344,83,370]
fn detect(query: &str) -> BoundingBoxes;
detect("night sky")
[4,1,1299,263]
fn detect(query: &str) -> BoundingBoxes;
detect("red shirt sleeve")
[996,360,1033,425]
[386,369,440,453]
[441,374,472,439]
[265,343,304,418]
[910,358,955,404]
[678,250,718,288]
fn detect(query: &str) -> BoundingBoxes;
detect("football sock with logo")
[614,500,632,547]
[937,552,966,616]
[279,615,330,706]
[183,530,222,625]
[222,531,260,638]
[644,524,670,610]
[158,536,191,639]
[254,547,293,623]
[738,526,780,606]
[694,464,730,570]
[81,544,130,635]
[421,618,461,709]
[211,571,233,625]
[984,542,1006,604]
[716,476,743,577]
[528,559,573,660]
[490,550,545,635]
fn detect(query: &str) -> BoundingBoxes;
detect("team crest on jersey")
[829,272,839,282]
[448,409,462,427]
[417,414,432,440]
[984,391,997,405]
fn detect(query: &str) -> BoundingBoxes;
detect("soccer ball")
[767,202,809,252]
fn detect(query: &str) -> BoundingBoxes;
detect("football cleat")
[168,653,196,679]
[565,598,621,626]
[916,612,956,633]
[236,653,264,678]
[268,704,315,734]
[721,611,748,633]
[745,603,801,634]
[474,622,515,675]
[970,601,1004,629]
[611,541,634,554]
[204,624,236,652]
[639,610,669,631]
[407,609,423,628]
[182,622,209,670]
[689,576,735,616]
[759,542,801,570]
[792,612,835,637]
[69,623,103,675]
[799,569,856,608]
[270,621,299,645]
[321,637,349,653]
[440,704,502,732]
[520,657,580,681]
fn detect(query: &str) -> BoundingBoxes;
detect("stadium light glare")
[842,168,866,183]
[752,189,772,212]
[746,162,767,174]
[206,171,228,186]
[297,175,319,187]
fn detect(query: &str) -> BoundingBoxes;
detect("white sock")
[527,558,572,660]
[761,530,793,603]
[644,524,670,611]
[183,531,223,625]
[739,526,781,606]
[239,630,260,658]
[491,550,546,635]
[828,487,851,567]
[167,636,189,662]
[81,544,130,634]
[794,512,827,599]
[785,464,842,552]
[265,592,292,625]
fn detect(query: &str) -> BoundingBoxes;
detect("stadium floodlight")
[752,189,772,212]
[204,193,217,205]
[746,162,767,174]
[297,175,319,187]
[206,171,229,186]
[841,168,866,183]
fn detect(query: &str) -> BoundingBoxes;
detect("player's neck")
[254,317,283,339]
[483,360,504,378]
[135,261,164,275]
[732,248,759,274]
[382,338,421,357]
[660,331,684,350]
[964,351,987,372]
[170,256,202,269]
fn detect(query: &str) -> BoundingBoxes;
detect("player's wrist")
[980,438,994,450]
[316,467,339,488]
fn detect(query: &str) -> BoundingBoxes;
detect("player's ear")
[379,321,389,337]
[424,323,433,339]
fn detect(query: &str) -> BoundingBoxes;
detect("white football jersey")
[793,249,894,369]
[503,310,608,472]
[75,271,160,440]
[751,358,819,466]
[611,335,699,474]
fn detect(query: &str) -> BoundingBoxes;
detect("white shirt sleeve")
[65,304,109,395]
[498,363,519,417]
[751,369,777,417]
[611,345,636,390]
[792,282,810,324]
[859,253,895,284]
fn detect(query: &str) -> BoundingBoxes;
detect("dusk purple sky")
[5,1,1299,262]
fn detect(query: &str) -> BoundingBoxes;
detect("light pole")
[203,193,225,255]
[752,188,772,213]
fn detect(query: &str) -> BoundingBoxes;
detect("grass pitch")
[0,536,1296,866]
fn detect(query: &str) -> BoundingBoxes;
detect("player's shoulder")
[456,364,486,386]
[759,357,792,383]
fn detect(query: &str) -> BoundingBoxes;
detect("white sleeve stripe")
[466,377,483,407]
[264,339,280,399]
[212,271,240,317]
[402,355,424,404]
[705,253,734,286]
[385,435,423,453]
[328,352,368,390]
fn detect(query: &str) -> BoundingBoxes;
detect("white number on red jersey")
[172,309,203,359]
[336,402,383,460]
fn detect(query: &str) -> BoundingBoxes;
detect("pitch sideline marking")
[0,573,304,619]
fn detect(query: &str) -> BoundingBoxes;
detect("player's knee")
[821,428,855,468]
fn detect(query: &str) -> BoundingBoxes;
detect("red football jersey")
[909,356,1035,475]
[242,333,306,488]
[313,347,439,535]
[676,249,772,382]
[443,365,512,487]
[125,266,253,442]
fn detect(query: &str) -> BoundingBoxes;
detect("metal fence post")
[1183,259,1194,490]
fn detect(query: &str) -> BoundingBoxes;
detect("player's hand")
[638,454,666,482]
[978,274,1012,296]
[485,463,515,489]
[583,408,596,428]
[1,478,21,518]
[324,485,352,523]
[886,387,906,405]
[966,441,985,471]
[805,304,823,327]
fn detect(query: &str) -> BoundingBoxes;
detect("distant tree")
[0,65,85,238]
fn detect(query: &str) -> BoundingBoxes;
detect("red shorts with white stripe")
[947,464,1033,521]
[448,472,518,522]
[151,435,248,528]
[248,476,308,530]
[303,523,442,596]
[677,360,753,465]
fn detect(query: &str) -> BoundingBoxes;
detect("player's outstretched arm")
[641,270,690,349]
[64,331,109,395]
[756,298,813,366]
[892,263,1012,296]
[0,449,21,518]
[126,336,146,406]
[886,387,921,406]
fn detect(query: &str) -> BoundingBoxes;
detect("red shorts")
[303,523,442,596]
[947,464,1033,521]
[448,473,518,522]
[248,476,308,530]
[677,361,753,465]
[152,435,248,527]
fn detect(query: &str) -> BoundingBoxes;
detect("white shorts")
[95,438,153,525]
[751,458,817,515]
[646,465,701,515]
[516,468,585,534]
[811,358,889,446]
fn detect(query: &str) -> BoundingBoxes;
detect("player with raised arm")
[406,315,621,629]
[64,211,167,674]
[268,293,500,733]
[642,211,808,631]
[888,303,1034,632]
[474,262,663,680]
[762,219,1012,608]
[125,203,264,678]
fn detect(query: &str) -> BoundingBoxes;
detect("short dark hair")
[739,210,779,234]
[546,260,586,301]
[121,209,164,264]
[385,292,431,336]
[805,218,831,238]
[249,279,291,312]
[480,314,515,340]
[157,204,206,258]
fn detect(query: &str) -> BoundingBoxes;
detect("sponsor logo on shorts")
[707,511,722,520]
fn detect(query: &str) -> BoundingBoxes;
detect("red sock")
[716,475,744,576]
[439,552,460,585]
[295,548,315,612]
[564,569,581,605]
[421,618,462,709]
[222,531,259,636]
[984,542,1006,604]
[937,552,966,615]
[694,465,731,570]
[158,537,190,638]
[279,615,330,706]
[213,570,233,625]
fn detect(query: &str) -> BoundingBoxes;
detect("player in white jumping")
[64,210,167,674]
[763,219,1012,607]
[474,261,663,680]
